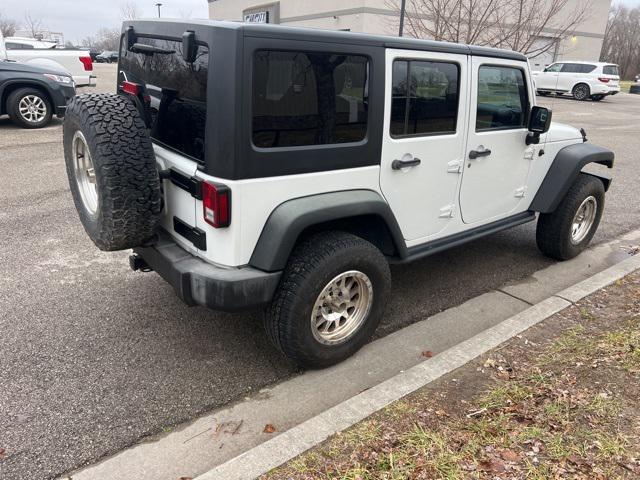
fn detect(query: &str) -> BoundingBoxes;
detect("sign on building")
[244,11,269,23]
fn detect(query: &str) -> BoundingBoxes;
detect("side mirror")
[528,106,552,134]
[182,31,197,63]
[125,26,136,51]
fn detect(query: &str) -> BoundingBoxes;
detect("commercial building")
[208,0,612,70]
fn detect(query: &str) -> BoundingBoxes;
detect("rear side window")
[390,60,460,137]
[603,65,619,76]
[6,42,34,50]
[119,37,209,163]
[561,63,596,73]
[476,65,528,131]
[252,50,369,149]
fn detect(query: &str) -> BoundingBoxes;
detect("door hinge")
[439,204,455,218]
[524,146,535,161]
[515,186,528,198]
[447,159,463,173]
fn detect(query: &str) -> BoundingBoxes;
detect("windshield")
[119,37,209,163]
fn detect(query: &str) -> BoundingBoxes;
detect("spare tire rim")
[311,270,373,345]
[18,95,47,123]
[571,196,597,244]
[72,131,98,215]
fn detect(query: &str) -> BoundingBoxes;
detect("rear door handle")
[469,148,491,159]
[392,158,421,170]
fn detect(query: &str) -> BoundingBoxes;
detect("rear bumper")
[133,231,282,312]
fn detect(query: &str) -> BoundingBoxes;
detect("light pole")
[155,3,162,18]
[398,0,406,37]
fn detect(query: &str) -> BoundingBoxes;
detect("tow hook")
[129,254,152,272]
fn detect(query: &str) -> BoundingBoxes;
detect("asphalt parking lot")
[1,64,639,480]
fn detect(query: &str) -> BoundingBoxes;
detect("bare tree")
[0,12,18,37]
[387,0,590,57]
[23,12,45,38]
[600,5,640,80]
[120,1,141,21]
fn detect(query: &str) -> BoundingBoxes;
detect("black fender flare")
[249,190,407,272]
[529,143,614,214]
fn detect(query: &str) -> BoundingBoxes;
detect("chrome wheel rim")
[72,131,98,215]
[571,196,597,244]
[18,95,47,123]
[574,85,589,100]
[311,270,373,345]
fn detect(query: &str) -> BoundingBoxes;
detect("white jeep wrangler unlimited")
[63,20,614,368]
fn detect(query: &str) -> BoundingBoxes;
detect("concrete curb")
[197,253,640,480]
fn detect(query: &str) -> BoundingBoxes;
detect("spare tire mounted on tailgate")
[63,93,161,251]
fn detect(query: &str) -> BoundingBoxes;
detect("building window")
[476,66,528,131]
[252,50,369,148]
[390,60,460,137]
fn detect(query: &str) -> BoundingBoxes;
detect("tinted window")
[476,66,528,130]
[603,65,619,76]
[119,37,209,162]
[6,42,34,50]
[581,64,597,73]
[390,60,459,137]
[545,63,562,72]
[252,50,369,148]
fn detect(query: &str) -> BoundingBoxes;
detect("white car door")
[537,62,562,91]
[379,49,469,241]
[460,57,533,224]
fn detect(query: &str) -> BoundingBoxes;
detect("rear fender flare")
[529,142,614,214]
[249,190,407,272]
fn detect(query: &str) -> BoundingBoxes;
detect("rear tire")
[536,174,605,260]
[7,87,52,129]
[63,93,162,251]
[265,231,391,369]
[572,83,590,101]
[591,94,605,101]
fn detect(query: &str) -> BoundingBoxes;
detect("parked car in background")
[0,58,76,128]
[95,51,119,63]
[532,62,620,101]
[0,32,95,87]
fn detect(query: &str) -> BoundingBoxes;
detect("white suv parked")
[63,20,614,368]
[533,61,620,101]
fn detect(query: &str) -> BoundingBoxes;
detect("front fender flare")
[249,190,407,272]
[529,143,614,214]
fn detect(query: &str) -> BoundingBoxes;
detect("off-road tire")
[572,83,590,101]
[63,93,161,251]
[265,231,391,369]
[7,87,52,129]
[536,174,605,260]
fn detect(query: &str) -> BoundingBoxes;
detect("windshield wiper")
[129,43,176,55]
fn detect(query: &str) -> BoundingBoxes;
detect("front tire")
[7,87,52,129]
[572,83,590,101]
[536,174,605,260]
[265,231,391,369]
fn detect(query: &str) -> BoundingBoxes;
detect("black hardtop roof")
[127,18,528,62]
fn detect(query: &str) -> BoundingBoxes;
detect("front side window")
[476,65,529,131]
[119,37,209,162]
[390,60,459,137]
[545,63,562,72]
[252,50,369,148]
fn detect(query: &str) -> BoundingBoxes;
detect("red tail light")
[598,77,610,83]
[79,56,93,71]
[202,182,231,228]
[121,81,140,96]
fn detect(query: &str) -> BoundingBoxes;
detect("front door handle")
[469,147,492,159]
[392,157,421,170]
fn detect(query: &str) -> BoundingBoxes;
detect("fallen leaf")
[178,477,192,480]
[478,458,506,472]
[263,424,277,434]
[421,350,434,358]
[501,450,520,462]
[0,448,5,459]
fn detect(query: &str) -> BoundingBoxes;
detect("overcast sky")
[2,0,640,44]
[1,0,209,44]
